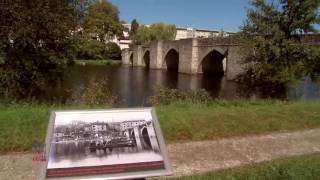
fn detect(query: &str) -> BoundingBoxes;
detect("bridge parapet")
[197,37,240,46]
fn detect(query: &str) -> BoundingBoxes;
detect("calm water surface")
[48,141,162,169]
[46,65,320,107]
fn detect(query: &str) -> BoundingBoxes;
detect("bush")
[77,39,106,60]
[149,86,211,105]
[105,42,121,60]
[83,78,117,106]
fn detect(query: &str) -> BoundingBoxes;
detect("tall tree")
[84,0,123,42]
[240,0,320,84]
[0,0,78,98]
[130,19,139,37]
[133,23,176,45]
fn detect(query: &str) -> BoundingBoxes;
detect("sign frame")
[39,108,172,180]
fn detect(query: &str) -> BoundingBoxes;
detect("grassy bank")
[158,100,320,143]
[175,153,320,180]
[74,59,122,66]
[0,100,320,153]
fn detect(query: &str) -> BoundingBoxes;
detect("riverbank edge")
[0,100,320,153]
[74,59,122,66]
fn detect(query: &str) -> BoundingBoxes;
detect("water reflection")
[43,65,320,106]
[48,140,163,169]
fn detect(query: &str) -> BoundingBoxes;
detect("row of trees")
[129,21,177,45]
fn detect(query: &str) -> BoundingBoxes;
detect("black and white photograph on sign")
[45,109,168,178]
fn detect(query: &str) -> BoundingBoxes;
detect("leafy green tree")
[105,42,122,60]
[0,0,77,99]
[133,23,176,45]
[240,0,320,84]
[76,38,106,60]
[130,19,139,37]
[84,0,123,42]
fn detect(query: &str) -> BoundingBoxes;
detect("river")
[43,65,320,107]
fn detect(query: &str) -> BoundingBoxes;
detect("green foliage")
[74,35,121,60]
[130,19,139,37]
[84,0,123,42]
[105,42,121,60]
[83,78,117,106]
[76,37,106,59]
[133,23,177,45]
[75,59,122,66]
[178,154,320,180]
[149,86,211,105]
[240,0,320,84]
[0,0,77,99]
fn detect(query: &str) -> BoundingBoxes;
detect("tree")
[240,0,320,85]
[130,19,139,37]
[133,23,176,45]
[105,42,122,60]
[84,0,123,42]
[0,0,78,99]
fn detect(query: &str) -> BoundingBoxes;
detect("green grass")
[0,100,320,153]
[174,153,320,180]
[74,59,122,66]
[158,100,320,143]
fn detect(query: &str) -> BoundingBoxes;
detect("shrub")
[83,78,117,106]
[105,42,122,60]
[149,86,211,105]
[77,39,106,60]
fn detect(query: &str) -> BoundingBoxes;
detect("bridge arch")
[140,126,151,148]
[198,49,227,77]
[129,53,133,66]
[164,48,179,71]
[129,129,134,138]
[143,50,150,68]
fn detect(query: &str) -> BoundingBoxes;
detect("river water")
[45,65,320,107]
[48,141,163,169]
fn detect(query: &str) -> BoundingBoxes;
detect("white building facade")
[175,27,233,40]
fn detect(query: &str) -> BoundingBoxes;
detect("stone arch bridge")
[122,38,244,80]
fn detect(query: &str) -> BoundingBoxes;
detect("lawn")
[174,153,320,180]
[74,59,122,66]
[157,100,320,143]
[0,100,320,153]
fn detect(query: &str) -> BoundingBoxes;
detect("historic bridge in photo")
[121,37,244,80]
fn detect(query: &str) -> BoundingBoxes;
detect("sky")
[54,109,153,126]
[110,0,251,32]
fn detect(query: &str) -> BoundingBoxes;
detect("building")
[91,122,108,132]
[175,27,233,40]
[120,120,146,131]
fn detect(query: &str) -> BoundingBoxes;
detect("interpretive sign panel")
[40,108,172,180]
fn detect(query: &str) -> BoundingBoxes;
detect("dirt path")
[1,129,320,180]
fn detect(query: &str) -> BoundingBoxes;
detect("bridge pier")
[150,40,164,69]
[225,46,242,80]
[133,126,143,151]
[146,122,160,152]
[121,49,131,65]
